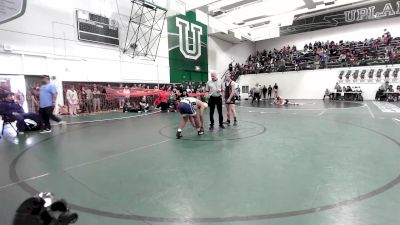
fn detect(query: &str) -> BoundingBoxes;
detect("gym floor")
[1,100,400,225]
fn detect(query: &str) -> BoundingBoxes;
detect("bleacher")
[230,31,400,81]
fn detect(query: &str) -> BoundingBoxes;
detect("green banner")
[168,11,208,83]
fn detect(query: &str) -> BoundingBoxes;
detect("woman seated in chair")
[0,93,43,134]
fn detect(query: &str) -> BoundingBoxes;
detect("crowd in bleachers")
[230,29,400,80]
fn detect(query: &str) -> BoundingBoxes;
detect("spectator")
[66,85,78,116]
[249,87,254,98]
[273,83,279,98]
[323,89,331,100]
[380,81,390,91]
[376,81,390,100]
[117,84,124,109]
[267,85,273,99]
[39,76,64,133]
[93,86,101,112]
[85,86,94,113]
[79,86,87,113]
[101,85,108,110]
[262,85,268,100]
[314,54,320,69]
[30,87,40,113]
[333,82,342,100]
[294,57,301,71]
[15,90,25,108]
[0,93,43,134]
[252,84,261,104]
[344,86,353,100]
[139,96,150,112]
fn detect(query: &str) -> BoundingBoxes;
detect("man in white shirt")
[66,85,79,116]
[206,72,225,129]
[252,84,261,103]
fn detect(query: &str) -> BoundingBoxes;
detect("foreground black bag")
[13,192,78,225]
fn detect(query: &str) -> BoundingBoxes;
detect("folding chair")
[1,115,18,136]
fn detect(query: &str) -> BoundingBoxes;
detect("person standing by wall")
[252,84,261,104]
[85,86,94,113]
[206,72,224,130]
[66,85,78,116]
[333,82,342,100]
[267,85,273,100]
[93,86,101,112]
[122,85,131,109]
[262,85,268,100]
[30,87,40,113]
[118,84,124,109]
[15,90,25,108]
[39,76,64,133]
[273,83,279,98]
[79,86,87,113]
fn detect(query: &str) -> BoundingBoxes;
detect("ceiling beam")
[185,0,220,11]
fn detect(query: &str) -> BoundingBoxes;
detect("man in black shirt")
[273,83,279,98]
[267,85,273,99]
[262,85,268,100]
[252,84,261,104]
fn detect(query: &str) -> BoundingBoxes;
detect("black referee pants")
[252,93,261,103]
[208,96,223,126]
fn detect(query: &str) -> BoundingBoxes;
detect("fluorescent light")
[218,0,304,27]
[208,0,248,11]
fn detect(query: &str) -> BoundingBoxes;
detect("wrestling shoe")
[176,131,183,139]
[224,120,231,126]
[40,129,52,134]
[198,128,204,135]
[233,120,237,126]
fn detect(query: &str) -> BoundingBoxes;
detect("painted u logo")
[176,17,203,60]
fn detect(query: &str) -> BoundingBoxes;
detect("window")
[242,86,249,93]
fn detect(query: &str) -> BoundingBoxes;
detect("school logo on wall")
[176,17,203,60]
[0,0,27,25]
[168,11,208,83]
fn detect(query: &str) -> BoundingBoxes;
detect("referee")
[206,72,224,129]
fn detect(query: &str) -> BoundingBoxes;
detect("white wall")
[0,0,170,84]
[208,37,255,78]
[238,65,400,100]
[256,17,400,51]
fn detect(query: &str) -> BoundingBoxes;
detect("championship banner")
[337,68,400,84]
[0,0,26,25]
[168,11,208,83]
[281,0,400,36]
